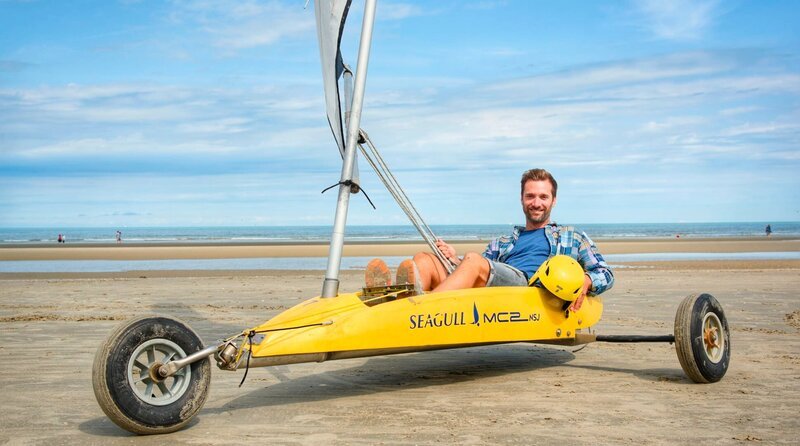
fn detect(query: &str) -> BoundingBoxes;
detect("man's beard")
[526,207,551,225]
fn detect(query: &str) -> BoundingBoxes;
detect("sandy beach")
[1,239,799,444]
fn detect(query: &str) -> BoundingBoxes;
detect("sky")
[1,0,799,228]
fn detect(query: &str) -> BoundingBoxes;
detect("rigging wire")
[358,129,456,273]
[238,331,254,387]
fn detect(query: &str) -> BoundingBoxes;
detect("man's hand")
[569,274,593,312]
[436,239,459,265]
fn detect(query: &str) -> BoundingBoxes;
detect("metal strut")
[320,0,377,298]
[596,334,676,343]
[358,129,457,274]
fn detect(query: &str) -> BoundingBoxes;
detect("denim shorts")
[486,261,528,287]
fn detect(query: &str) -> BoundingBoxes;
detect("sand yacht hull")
[244,286,603,364]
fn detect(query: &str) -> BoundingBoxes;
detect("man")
[369,168,614,312]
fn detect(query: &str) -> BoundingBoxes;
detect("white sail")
[314,0,359,184]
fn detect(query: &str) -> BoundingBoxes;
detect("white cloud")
[474,51,800,119]
[16,135,145,158]
[486,52,736,97]
[638,116,707,133]
[720,106,760,116]
[177,117,253,134]
[464,1,509,11]
[342,49,800,176]
[3,48,797,182]
[721,122,800,138]
[12,134,246,159]
[0,79,339,169]
[586,74,800,102]
[1,81,323,130]
[631,0,724,40]
[168,0,315,49]
[379,2,425,20]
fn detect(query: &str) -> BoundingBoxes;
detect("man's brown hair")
[520,168,558,197]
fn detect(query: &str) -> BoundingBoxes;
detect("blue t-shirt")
[503,228,551,280]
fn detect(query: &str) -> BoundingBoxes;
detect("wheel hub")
[127,338,192,406]
[701,312,725,364]
[703,326,719,350]
[148,362,165,383]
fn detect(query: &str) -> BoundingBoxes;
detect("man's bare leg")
[411,252,449,291]
[432,252,490,292]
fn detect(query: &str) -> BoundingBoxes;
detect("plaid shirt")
[482,224,614,296]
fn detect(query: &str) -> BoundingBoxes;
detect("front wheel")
[92,316,211,434]
[674,294,730,383]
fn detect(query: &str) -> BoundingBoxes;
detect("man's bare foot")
[365,258,392,287]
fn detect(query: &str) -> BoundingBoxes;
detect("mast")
[321,0,377,298]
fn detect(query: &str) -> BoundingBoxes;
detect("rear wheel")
[92,316,211,434]
[674,294,730,383]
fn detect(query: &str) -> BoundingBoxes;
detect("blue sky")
[1,0,798,228]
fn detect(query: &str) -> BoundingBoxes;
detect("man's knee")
[462,252,483,263]
[454,252,490,286]
[461,252,489,272]
[414,252,446,277]
[413,252,438,271]
[413,251,433,264]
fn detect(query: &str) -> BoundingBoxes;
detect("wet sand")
[0,244,799,444]
[2,236,799,261]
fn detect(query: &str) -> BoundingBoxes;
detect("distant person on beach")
[366,168,614,311]
[116,231,122,244]
[57,234,63,244]
[765,224,772,237]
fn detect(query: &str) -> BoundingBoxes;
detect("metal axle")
[538,332,676,347]
[157,343,223,378]
[596,334,675,343]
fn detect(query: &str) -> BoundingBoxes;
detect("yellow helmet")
[529,255,585,301]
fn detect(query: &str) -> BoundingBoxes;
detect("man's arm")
[576,231,614,296]
[569,273,594,312]
[567,230,613,312]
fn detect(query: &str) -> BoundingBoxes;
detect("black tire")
[674,294,730,383]
[92,316,211,434]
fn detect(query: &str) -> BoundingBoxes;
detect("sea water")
[2,222,799,245]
